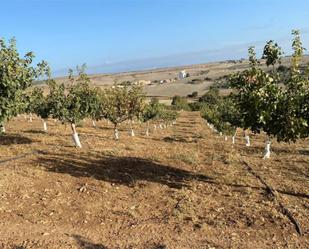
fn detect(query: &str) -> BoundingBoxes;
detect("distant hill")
[35,55,309,99]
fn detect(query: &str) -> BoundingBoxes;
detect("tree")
[142,98,163,136]
[171,95,190,111]
[273,30,308,144]
[200,95,239,142]
[87,87,105,128]
[0,38,47,133]
[230,30,308,159]
[30,87,51,131]
[262,40,283,71]
[127,84,145,136]
[48,65,101,148]
[157,108,179,128]
[187,91,198,98]
[104,83,145,140]
[198,87,220,105]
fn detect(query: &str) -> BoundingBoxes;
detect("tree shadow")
[272,146,309,156]
[152,136,197,144]
[35,151,212,189]
[0,134,33,145]
[72,235,108,249]
[24,129,46,134]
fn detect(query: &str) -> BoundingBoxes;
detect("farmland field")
[0,112,308,248]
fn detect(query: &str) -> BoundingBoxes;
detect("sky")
[1,0,309,76]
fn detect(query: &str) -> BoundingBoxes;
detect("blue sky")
[1,0,309,75]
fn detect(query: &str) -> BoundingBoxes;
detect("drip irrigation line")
[241,158,303,236]
[0,150,44,165]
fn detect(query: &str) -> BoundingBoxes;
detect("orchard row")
[0,40,178,147]
[199,30,308,159]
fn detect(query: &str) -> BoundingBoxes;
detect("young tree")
[230,47,282,155]
[171,95,190,111]
[158,108,179,128]
[230,30,308,159]
[142,98,163,136]
[272,30,308,144]
[127,84,145,136]
[262,40,283,71]
[0,38,47,133]
[87,87,105,128]
[48,66,100,148]
[30,87,51,132]
[201,96,239,142]
[104,83,145,140]
[198,87,220,106]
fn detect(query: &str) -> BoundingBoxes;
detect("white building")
[179,70,187,79]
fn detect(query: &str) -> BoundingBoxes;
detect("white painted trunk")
[146,128,149,136]
[92,120,96,128]
[114,128,119,140]
[159,124,163,129]
[130,128,135,137]
[154,124,157,131]
[232,135,235,144]
[72,132,82,148]
[219,132,222,136]
[43,120,47,132]
[245,135,250,147]
[1,125,5,133]
[263,140,271,159]
[224,136,228,141]
[29,114,33,123]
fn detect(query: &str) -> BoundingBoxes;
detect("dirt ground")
[0,112,308,249]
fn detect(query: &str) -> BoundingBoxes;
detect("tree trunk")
[1,124,5,133]
[114,128,119,140]
[114,125,119,140]
[224,136,228,141]
[263,137,271,159]
[130,129,135,136]
[92,120,96,128]
[154,124,157,131]
[146,121,150,136]
[43,120,47,132]
[243,130,250,146]
[129,120,135,136]
[71,123,82,148]
[29,113,33,123]
[245,135,250,146]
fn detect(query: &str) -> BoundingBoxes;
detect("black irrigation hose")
[241,158,303,236]
[0,150,43,165]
